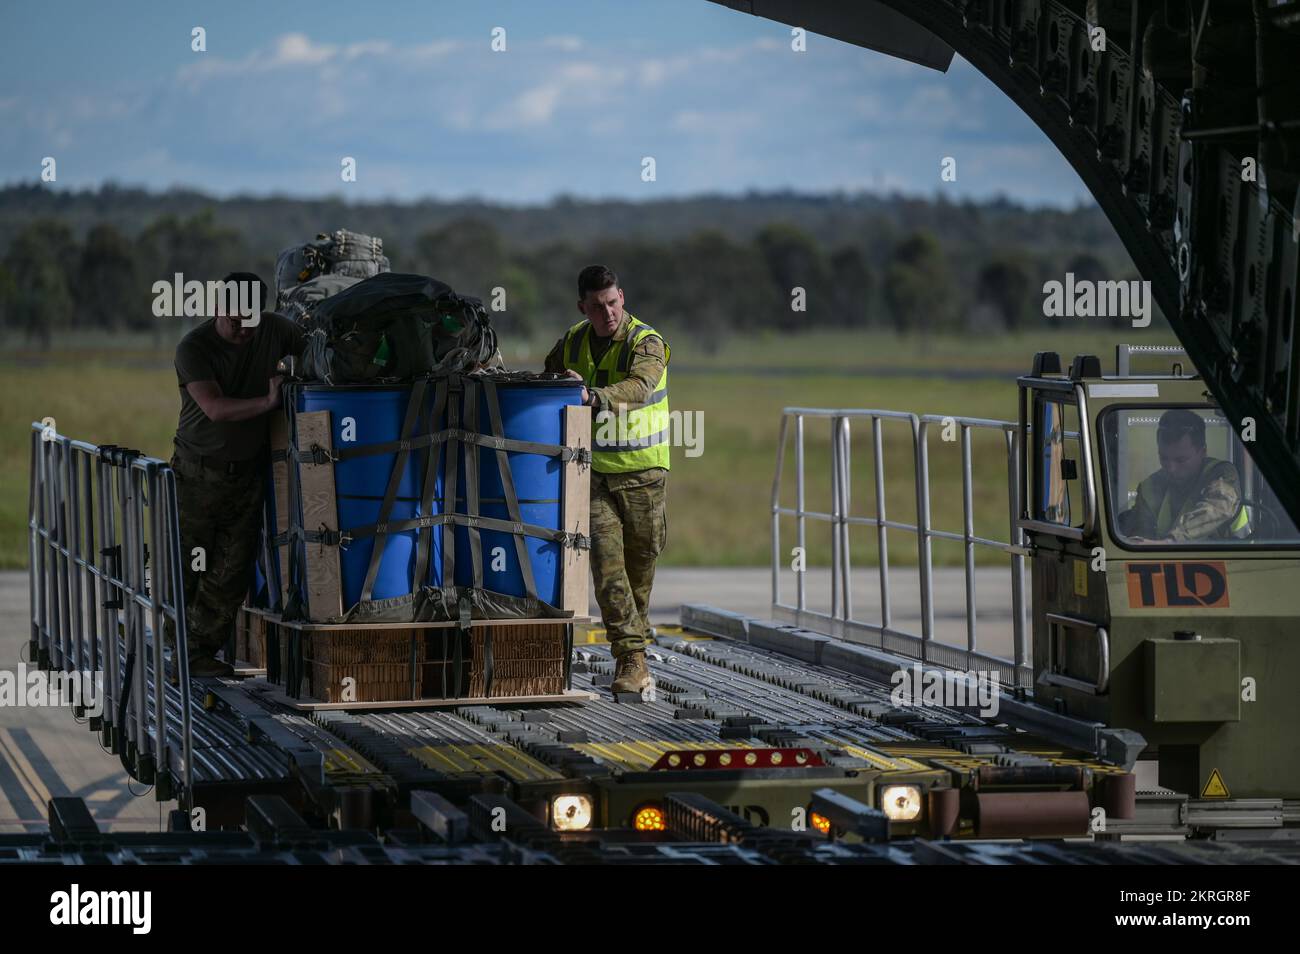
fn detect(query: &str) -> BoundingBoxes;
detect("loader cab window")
[1031,395,1084,530]
[1101,406,1300,548]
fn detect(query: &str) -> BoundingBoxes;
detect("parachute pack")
[275,229,390,291]
[274,231,499,384]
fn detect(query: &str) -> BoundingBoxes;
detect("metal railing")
[1114,343,1193,378]
[28,424,193,798]
[771,408,1032,687]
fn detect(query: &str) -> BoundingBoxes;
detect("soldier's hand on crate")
[562,369,592,406]
[267,375,285,410]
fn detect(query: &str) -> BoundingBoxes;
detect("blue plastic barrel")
[447,382,583,605]
[297,385,444,609]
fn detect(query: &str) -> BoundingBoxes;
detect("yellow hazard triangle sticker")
[1200,768,1230,799]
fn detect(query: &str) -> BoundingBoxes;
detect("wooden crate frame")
[274,400,591,623]
[234,604,269,672]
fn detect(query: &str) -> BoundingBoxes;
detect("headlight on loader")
[551,794,593,831]
[880,785,923,822]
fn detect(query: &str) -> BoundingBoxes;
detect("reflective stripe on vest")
[562,313,670,473]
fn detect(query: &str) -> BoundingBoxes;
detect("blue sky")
[1,0,1092,207]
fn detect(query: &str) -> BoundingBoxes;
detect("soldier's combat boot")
[611,650,652,695]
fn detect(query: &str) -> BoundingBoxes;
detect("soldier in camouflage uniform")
[544,265,669,695]
[168,273,303,677]
[1123,408,1246,543]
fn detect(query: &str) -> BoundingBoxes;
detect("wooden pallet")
[234,604,269,672]
[254,685,597,713]
[264,613,584,705]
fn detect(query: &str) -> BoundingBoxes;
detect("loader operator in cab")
[543,265,670,697]
[167,272,303,678]
[1119,408,1246,543]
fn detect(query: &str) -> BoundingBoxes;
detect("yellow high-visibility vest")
[561,313,670,473]
[1138,457,1249,538]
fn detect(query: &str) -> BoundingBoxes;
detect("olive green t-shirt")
[173,313,303,462]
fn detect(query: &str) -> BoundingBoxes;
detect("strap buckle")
[308,444,336,465]
[313,527,352,548]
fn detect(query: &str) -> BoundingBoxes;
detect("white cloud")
[638,59,669,88]
[177,31,421,84]
[272,33,337,66]
[542,35,583,52]
[405,40,461,60]
[343,40,393,60]
[559,62,622,85]
[481,61,627,130]
[511,85,564,125]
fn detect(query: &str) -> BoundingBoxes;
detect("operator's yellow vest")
[561,314,670,474]
[1138,457,1249,538]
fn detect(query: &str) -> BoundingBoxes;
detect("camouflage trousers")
[589,467,667,658]
[167,454,264,659]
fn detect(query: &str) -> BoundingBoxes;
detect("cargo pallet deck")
[7,612,1300,864]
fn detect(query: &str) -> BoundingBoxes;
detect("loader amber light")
[810,812,832,835]
[881,785,923,822]
[551,795,593,831]
[633,804,665,831]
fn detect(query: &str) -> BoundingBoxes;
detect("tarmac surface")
[0,565,1017,832]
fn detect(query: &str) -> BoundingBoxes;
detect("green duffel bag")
[297,272,497,384]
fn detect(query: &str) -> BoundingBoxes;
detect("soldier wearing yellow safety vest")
[544,265,669,695]
[1122,409,1248,543]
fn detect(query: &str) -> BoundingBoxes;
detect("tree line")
[0,188,1151,349]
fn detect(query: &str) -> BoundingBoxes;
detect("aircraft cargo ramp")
[13,609,1299,865]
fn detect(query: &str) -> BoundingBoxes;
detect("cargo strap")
[482,626,494,699]
[412,378,448,594]
[482,378,540,602]
[257,498,277,611]
[443,375,462,595]
[274,509,590,550]
[281,373,588,617]
[359,379,428,604]
[282,394,306,619]
[285,432,589,465]
[436,597,470,699]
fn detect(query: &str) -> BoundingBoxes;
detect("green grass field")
[2,328,1178,569]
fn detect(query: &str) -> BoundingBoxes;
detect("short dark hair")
[221,271,269,312]
[1157,408,1206,448]
[578,264,618,299]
